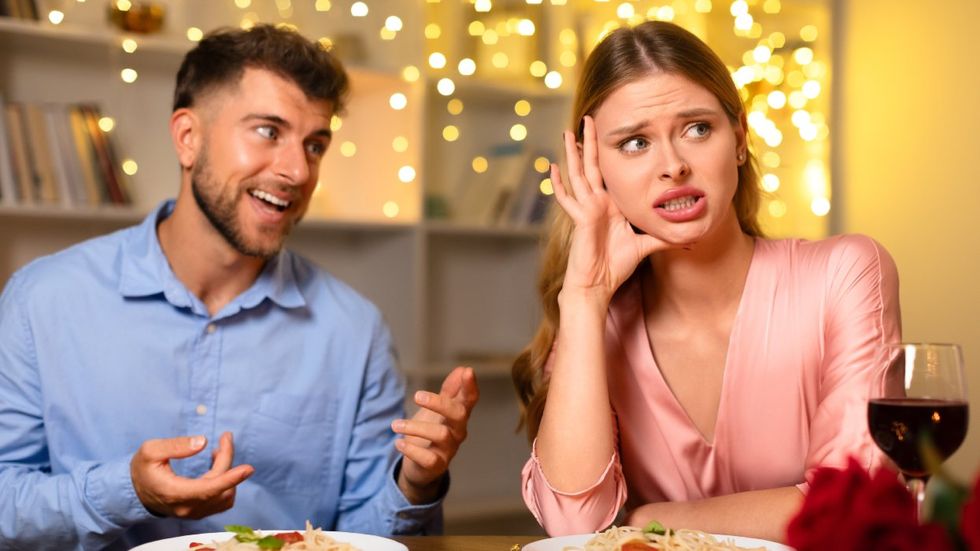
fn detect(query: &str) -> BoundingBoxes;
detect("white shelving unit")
[0,5,569,534]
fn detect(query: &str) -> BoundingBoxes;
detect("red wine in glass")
[867,398,969,479]
[868,343,969,522]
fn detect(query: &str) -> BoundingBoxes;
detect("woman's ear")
[735,112,748,165]
[170,108,201,170]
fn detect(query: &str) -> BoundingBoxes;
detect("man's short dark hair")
[173,24,349,114]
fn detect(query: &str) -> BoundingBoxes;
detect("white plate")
[130,530,408,551]
[522,533,793,550]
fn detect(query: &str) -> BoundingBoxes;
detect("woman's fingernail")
[416,391,429,405]
[190,436,205,449]
[392,420,405,431]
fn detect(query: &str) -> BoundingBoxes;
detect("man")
[0,25,478,549]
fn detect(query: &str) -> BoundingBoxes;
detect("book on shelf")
[0,97,18,205]
[21,103,60,205]
[2,103,35,203]
[67,105,108,206]
[449,143,552,228]
[502,148,554,228]
[0,0,40,21]
[79,104,131,205]
[0,99,130,208]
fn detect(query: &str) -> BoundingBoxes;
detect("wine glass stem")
[906,477,927,523]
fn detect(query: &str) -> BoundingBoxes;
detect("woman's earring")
[737,151,745,163]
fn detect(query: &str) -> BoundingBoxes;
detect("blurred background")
[0,0,977,535]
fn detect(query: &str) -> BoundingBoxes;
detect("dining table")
[393,535,541,550]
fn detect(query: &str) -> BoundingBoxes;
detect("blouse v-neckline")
[624,239,762,449]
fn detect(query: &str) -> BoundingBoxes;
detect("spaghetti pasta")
[190,521,361,551]
[564,526,766,551]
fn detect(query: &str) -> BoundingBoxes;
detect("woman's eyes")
[686,122,711,138]
[617,123,712,153]
[619,137,649,153]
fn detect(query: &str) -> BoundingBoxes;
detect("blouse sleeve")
[519,336,628,535]
[798,234,901,492]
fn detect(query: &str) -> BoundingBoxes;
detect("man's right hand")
[130,432,254,519]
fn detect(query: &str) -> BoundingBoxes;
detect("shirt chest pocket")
[240,392,339,496]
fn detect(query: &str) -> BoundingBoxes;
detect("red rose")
[962,474,980,551]
[787,458,953,551]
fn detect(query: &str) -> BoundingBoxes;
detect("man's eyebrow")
[605,108,723,138]
[243,113,332,139]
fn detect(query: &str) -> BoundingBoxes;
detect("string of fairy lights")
[43,0,830,232]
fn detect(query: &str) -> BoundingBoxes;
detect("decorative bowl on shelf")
[106,1,165,34]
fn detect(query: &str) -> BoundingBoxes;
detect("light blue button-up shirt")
[0,201,443,550]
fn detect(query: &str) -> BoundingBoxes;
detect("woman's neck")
[644,219,756,320]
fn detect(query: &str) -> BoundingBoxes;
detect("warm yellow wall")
[837,0,980,478]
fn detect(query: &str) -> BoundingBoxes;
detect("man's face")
[189,68,334,258]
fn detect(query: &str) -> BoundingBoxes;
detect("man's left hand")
[392,366,479,504]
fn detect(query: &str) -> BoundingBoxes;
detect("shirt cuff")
[385,458,447,535]
[83,457,155,528]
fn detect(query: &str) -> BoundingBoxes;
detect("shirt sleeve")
[519,339,628,536]
[797,235,901,492]
[521,438,626,535]
[0,269,154,548]
[334,314,444,535]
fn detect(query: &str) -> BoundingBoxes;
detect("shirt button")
[195,404,208,415]
[206,324,217,334]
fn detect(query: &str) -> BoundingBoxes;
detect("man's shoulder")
[8,226,134,299]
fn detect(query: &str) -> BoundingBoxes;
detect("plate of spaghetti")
[522,525,793,551]
[129,521,407,551]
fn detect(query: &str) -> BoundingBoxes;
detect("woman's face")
[591,71,746,247]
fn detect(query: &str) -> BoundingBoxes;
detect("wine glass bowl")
[867,343,969,520]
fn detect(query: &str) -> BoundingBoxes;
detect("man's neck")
[157,193,266,317]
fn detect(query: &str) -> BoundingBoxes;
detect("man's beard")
[190,148,291,259]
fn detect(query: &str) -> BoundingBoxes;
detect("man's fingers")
[438,367,464,398]
[392,419,458,445]
[138,435,207,463]
[396,439,447,474]
[413,391,467,423]
[168,464,254,502]
[203,432,234,478]
[455,367,479,409]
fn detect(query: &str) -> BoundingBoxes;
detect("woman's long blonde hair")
[512,21,765,443]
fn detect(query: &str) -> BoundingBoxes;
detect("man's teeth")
[661,196,698,211]
[250,190,291,209]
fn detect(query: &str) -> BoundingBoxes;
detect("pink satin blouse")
[521,235,902,535]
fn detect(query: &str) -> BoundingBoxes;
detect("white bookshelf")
[0,4,567,533]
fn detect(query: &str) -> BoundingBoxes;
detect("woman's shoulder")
[758,233,894,270]
[756,234,899,296]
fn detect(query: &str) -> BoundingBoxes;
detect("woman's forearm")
[536,289,617,492]
[625,486,804,543]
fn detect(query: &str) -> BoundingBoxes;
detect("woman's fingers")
[581,116,603,192]
[562,130,593,201]
[550,164,581,218]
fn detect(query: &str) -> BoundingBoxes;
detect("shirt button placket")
[188,320,219,474]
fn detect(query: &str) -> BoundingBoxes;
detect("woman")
[512,21,900,541]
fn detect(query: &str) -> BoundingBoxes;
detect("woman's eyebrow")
[605,108,723,138]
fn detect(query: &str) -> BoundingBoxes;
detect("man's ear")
[170,108,201,169]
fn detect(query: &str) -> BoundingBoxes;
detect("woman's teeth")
[660,196,698,212]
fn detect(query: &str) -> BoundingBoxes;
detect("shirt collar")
[117,200,307,314]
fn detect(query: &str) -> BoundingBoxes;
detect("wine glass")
[867,343,970,522]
